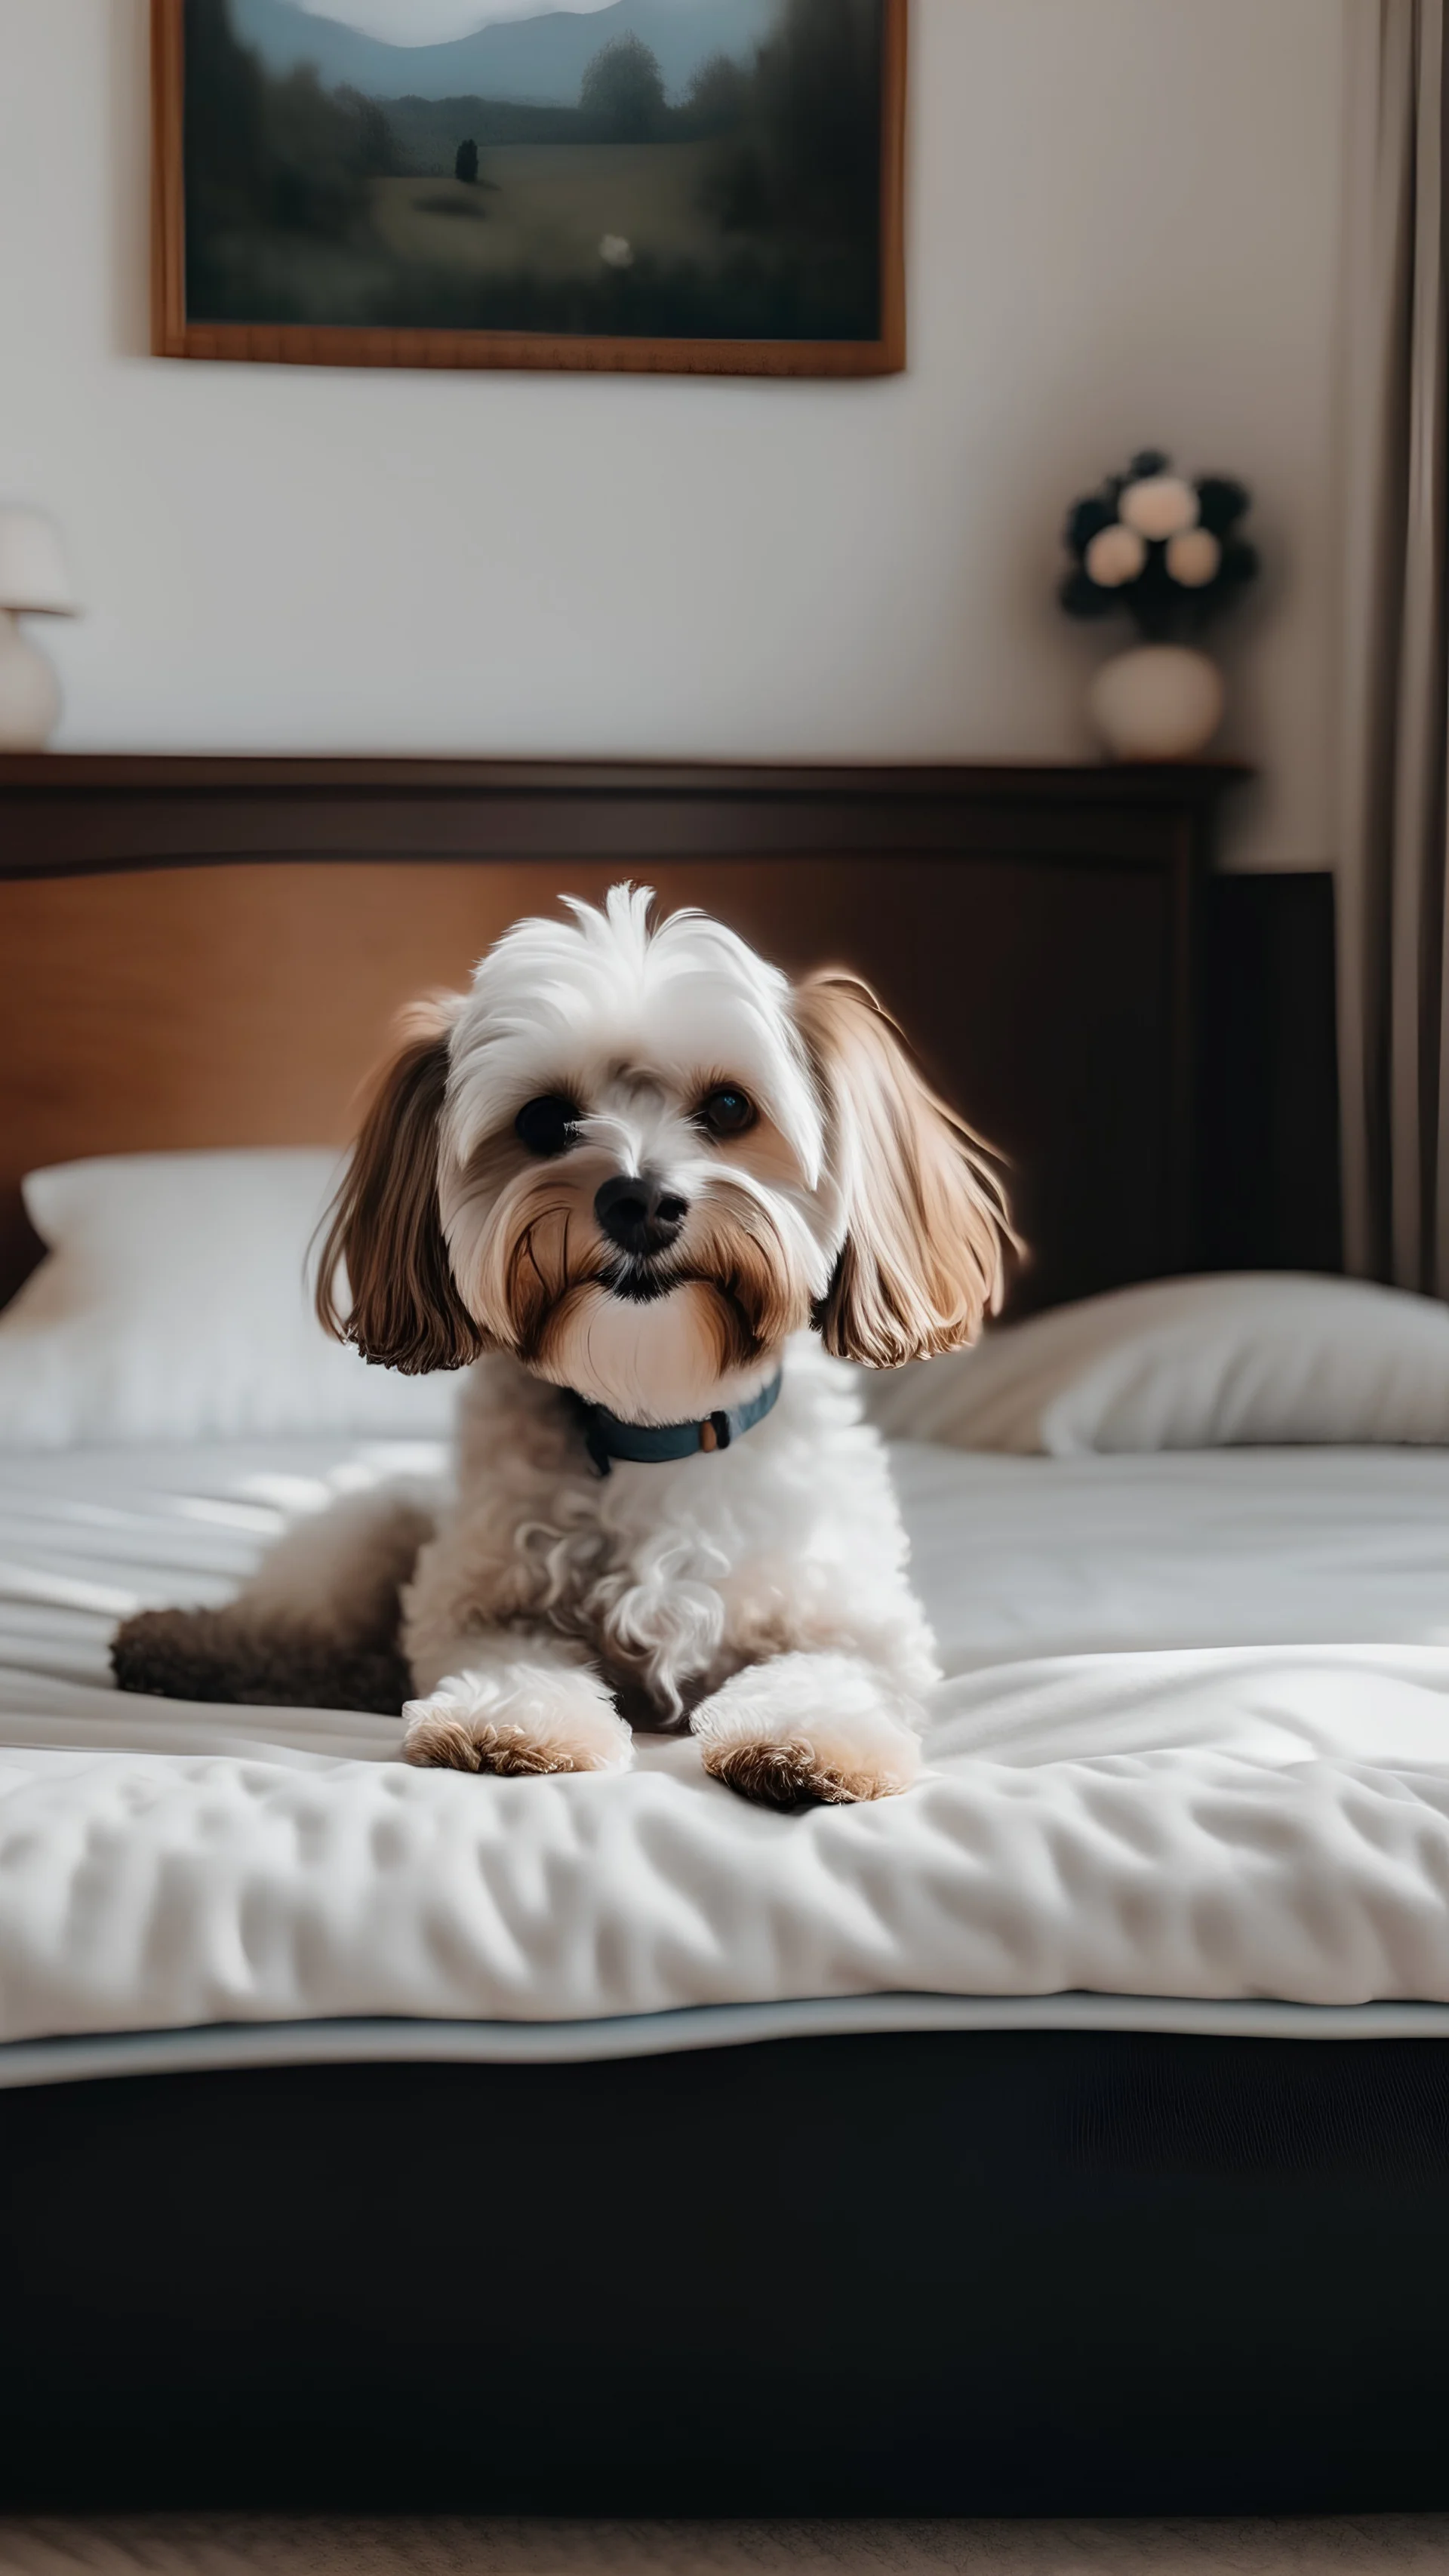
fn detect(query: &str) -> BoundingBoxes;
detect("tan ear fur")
[795,973,1015,1368]
[315,1002,482,1375]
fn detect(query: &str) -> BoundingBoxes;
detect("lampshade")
[0,509,77,616]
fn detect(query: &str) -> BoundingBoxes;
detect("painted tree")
[685,51,750,134]
[454,137,479,183]
[579,35,666,140]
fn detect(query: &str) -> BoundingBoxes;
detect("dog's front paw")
[691,1652,923,1810]
[402,1663,632,1777]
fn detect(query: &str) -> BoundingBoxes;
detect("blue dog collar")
[571,1369,783,1477]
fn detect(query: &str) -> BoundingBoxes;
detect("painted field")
[368,146,734,285]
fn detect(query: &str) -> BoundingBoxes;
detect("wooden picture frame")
[151,0,906,377]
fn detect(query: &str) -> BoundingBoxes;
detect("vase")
[0,607,63,748]
[1088,643,1224,762]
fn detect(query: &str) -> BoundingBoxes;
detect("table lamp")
[0,509,78,748]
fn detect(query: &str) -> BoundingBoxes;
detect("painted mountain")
[227,0,780,106]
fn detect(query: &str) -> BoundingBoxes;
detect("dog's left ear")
[795,973,1014,1368]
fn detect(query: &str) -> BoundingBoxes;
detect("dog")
[113,886,1011,1808]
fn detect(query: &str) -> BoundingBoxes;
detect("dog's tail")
[111,1488,435,1717]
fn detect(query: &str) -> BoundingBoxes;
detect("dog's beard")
[638,1198,811,1373]
[460,1174,817,1414]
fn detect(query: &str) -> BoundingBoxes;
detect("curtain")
[1338,0,1449,1288]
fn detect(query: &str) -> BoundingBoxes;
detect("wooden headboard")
[0,756,1336,1315]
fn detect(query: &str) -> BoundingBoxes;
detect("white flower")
[1120,474,1198,540]
[1166,527,1222,587]
[599,234,634,269]
[1084,522,1147,587]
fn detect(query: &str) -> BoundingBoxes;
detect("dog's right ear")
[315,1000,483,1375]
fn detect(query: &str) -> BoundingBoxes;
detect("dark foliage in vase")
[1060,450,1259,643]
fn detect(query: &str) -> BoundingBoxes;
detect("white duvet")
[5,1436,1449,2064]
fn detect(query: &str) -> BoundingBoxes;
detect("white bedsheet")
[5,1436,1449,2059]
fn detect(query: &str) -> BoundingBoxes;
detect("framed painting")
[151,0,906,376]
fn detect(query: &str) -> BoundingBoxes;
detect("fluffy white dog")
[115,888,1011,1809]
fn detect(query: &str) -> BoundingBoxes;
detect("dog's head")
[318,887,1012,1418]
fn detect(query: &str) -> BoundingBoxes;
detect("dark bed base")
[4,2027,1447,2514]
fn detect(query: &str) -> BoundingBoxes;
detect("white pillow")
[866,1273,1449,1454]
[0,1149,458,1448]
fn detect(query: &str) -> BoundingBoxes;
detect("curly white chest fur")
[400,1338,939,1724]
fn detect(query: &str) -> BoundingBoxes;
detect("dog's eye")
[698,1085,756,1139]
[515,1095,581,1158]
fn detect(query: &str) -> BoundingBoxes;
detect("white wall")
[0,0,1347,869]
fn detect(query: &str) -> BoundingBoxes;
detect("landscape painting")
[152,0,906,373]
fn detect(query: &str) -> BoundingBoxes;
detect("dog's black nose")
[595,1172,688,1257]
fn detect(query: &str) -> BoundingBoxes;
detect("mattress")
[6,1434,1449,2074]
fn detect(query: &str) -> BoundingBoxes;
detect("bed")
[8,755,1447,2519]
